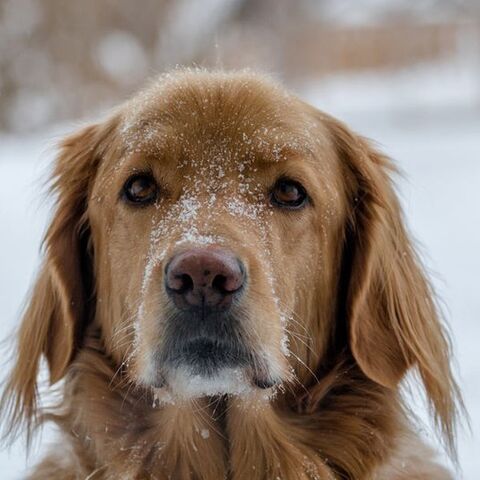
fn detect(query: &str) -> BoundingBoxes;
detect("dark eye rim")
[270,177,309,210]
[121,172,159,206]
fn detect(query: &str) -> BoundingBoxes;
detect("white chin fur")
[152,367,257,405]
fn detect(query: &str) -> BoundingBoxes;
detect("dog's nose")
[165,248,245,309]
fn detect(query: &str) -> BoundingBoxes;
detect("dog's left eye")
[270,178,308,209]
[122,174,158,205]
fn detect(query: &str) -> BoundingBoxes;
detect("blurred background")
[1,0,480,131]
[1,0,479,478]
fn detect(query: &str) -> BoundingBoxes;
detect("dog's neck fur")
[30,332,451,480]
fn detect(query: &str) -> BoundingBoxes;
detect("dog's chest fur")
[31,344,451,480]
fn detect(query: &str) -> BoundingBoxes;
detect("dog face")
[87,73,346,397]
[5,71,458,451]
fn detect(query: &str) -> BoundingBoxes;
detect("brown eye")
[270,178,308,209]
[123,174,158,205]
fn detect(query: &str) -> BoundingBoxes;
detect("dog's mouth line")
[165,338,249,361]
[151,338,280,395]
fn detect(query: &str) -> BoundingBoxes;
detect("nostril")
[173,273,194,294]
[212,268,244,294]
[212,274,228,293]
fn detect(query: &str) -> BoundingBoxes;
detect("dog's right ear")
[1,118,117,443]
[322,113,462,456]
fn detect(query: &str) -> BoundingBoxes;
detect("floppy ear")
[325,115,461,453]
[1,119,116,442]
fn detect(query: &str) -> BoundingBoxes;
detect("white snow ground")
[0,61,479,478]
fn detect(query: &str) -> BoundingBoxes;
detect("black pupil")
[274,180,305,206]
[280,182,299,200]
[125,175,156,203]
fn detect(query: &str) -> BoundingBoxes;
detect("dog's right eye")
[122,174,158,205]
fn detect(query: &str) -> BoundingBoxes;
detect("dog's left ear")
[39,119,118,382]
[324,114,461,452]
[1,118,117,441]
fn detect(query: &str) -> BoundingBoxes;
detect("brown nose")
[165,248,245,309]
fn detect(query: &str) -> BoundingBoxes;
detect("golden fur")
[1,70,462,479]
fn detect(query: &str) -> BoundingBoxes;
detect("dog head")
[2,70,459,450]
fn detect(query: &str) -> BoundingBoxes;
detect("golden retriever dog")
[2,69,462,479]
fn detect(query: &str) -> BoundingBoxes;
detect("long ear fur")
[1,119,117,444]
[325,114,463,455]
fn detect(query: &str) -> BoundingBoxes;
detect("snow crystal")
[177,196,200,222]
[152,387,175,407]
[226,197,263,221]
[174,226,220,247]
[280,334,291,357]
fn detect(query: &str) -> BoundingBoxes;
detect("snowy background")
[1,0,479,478]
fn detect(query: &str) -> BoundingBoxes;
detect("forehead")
[117,70,320,168]
[91,72,346,247]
